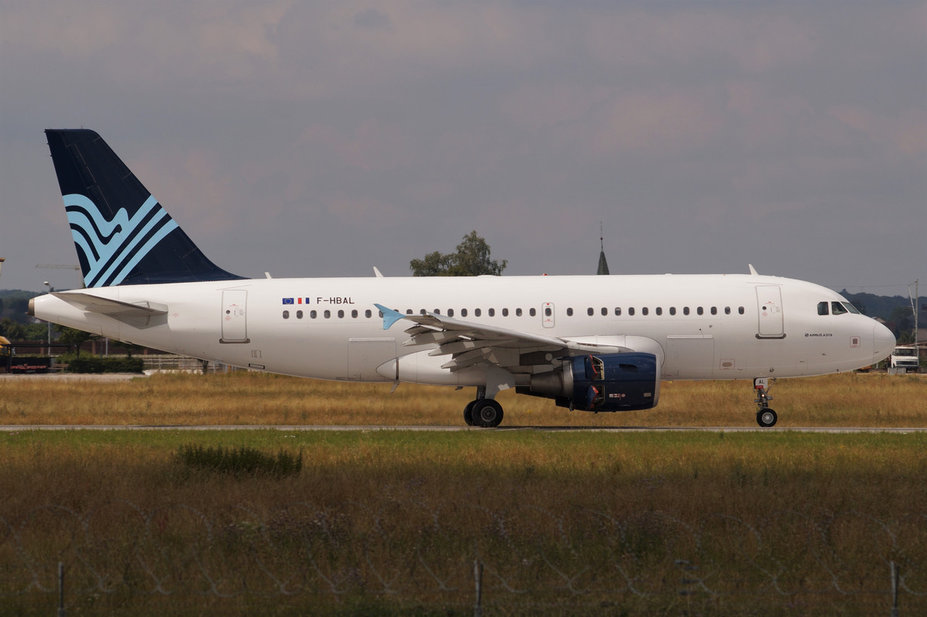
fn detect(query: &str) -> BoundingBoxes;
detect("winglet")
[375,303,405,330]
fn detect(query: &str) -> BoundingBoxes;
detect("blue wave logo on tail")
[65,193,179,288]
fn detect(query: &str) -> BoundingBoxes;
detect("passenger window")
[655,307,663,316]
[324,310,331,319]
[683,307,689,316]
[601,307,608,316]
[738,306,745,315]
[567,308,574,316]
[724,307,731,315]
[642,307,649,316]
[337,310,344,318]
[530,308,537,317]
[474,308,482,317]
[831,301,848,316]
[711,307,718,315]
[448,309,455,317]
[587,307,594,316]
[364,310,371,318]
[614,307,622,316]
[312,310,318,319]
[296,310,303,319]
[461,308,468,317]
[669,307,676,316]
[502,308,509,317]
[628,307,635,316]
[282,310,290,319]
[516,308,523,317]
[697,307,704,316]
[818,302,829,316]
[488,308,495,317]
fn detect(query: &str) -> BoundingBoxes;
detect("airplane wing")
[53,291,168,329]
[375,304,634,373]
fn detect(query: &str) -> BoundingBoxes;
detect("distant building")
[596,236,609,275]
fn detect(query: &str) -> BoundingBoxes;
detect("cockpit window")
[819,301,861,316]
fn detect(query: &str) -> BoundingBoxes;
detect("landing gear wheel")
[756,408,778,428]
[472,399,504,428]
[463,400,477,426]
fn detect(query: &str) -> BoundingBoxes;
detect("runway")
[1,424,925,433]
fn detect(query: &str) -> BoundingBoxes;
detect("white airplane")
[30,130,895,428]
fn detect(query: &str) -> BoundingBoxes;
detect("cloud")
[1,1,924,290]
[831,106,927,158]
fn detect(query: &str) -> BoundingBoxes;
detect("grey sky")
[1,1,924,296]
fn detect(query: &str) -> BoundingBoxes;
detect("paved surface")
[0,372,145,382]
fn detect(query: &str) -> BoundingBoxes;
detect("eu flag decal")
[282,298,295,305]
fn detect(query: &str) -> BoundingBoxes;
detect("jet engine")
[518,353,660,412]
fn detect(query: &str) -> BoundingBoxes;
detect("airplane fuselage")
[32,273,893,388]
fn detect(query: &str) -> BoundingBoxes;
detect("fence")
[1,501,924,615]
[140,354,230,373]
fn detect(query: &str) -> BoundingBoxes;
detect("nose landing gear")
[754,377,778,427]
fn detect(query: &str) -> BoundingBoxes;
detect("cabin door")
[220,290,250,343]
[755,285,785,339]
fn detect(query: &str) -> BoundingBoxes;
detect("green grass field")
[1,428,926,616]
[1,373,925,615]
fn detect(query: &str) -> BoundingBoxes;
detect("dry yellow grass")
[1,371,923,427]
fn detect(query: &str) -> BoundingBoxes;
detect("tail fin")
[45,129,243,287]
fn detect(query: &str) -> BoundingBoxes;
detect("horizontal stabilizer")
[53,291,168,328]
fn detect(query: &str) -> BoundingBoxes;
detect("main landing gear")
[463,386,504,428]
[753,377,778,428]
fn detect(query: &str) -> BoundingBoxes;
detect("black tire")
[463,400,477,426]
[472,399,504,428]
[756,408,778,428]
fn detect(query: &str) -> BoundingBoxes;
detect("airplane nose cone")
[873,322,895,363]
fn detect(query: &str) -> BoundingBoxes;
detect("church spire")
[596,222,610,275]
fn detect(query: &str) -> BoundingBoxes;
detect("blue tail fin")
[45,129,243,287]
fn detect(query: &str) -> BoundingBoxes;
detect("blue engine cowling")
[567,353,658,411]
[518,352,660,412]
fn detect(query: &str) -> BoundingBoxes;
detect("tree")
[410,231,507,276]
[887,305,913,341]
[57,326,96,357]
[0,318,49,341]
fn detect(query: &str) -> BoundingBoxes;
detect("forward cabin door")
[220,290,250,343]
[755,285,785,339]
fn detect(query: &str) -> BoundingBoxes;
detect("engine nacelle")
[520,353,660,412]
